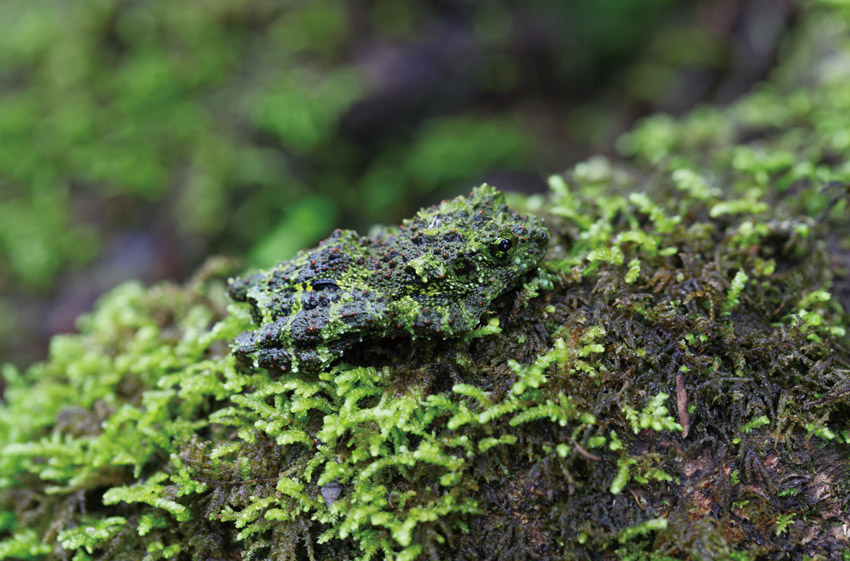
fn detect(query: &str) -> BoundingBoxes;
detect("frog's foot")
[291,340,350,373]
[291,348,324,372]
[231,330,258,364]
[232,327,292,371]
[256,347,292,371]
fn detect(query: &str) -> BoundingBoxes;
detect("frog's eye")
[488,236,514,261]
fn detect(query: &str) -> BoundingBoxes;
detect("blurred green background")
[0,0,796,366]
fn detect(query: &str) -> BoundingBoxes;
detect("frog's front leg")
[399,292,487,337]
[291,339,349,372]
[444,292,493,335]
[256,347,292,370]
[232,319,292,371]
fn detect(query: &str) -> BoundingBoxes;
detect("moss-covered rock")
[2,2,850,560]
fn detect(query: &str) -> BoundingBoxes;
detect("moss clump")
[2,3,850,560]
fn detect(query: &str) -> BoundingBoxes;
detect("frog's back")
[235,229,364,323]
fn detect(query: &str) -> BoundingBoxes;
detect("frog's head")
[401,184,549,299]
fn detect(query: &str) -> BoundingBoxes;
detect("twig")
[569,438,600,461]
[677,373,690,439]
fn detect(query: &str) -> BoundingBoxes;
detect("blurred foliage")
[0,0,688,285]
[0,0,357,287]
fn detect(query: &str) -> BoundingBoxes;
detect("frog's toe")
[293,348,323,372]
[232,330,257,361]
[289,311,329,346]
[257,320,283,347]
[257,348,291,371]
[293,344,347,373]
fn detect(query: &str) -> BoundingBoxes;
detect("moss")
[2,2,850,560]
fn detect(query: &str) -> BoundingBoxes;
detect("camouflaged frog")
[227,184,549,372]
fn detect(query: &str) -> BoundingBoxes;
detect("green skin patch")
[227,184,549,372]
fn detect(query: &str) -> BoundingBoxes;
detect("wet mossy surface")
[1,173,847,561]
[2,3,850,560]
